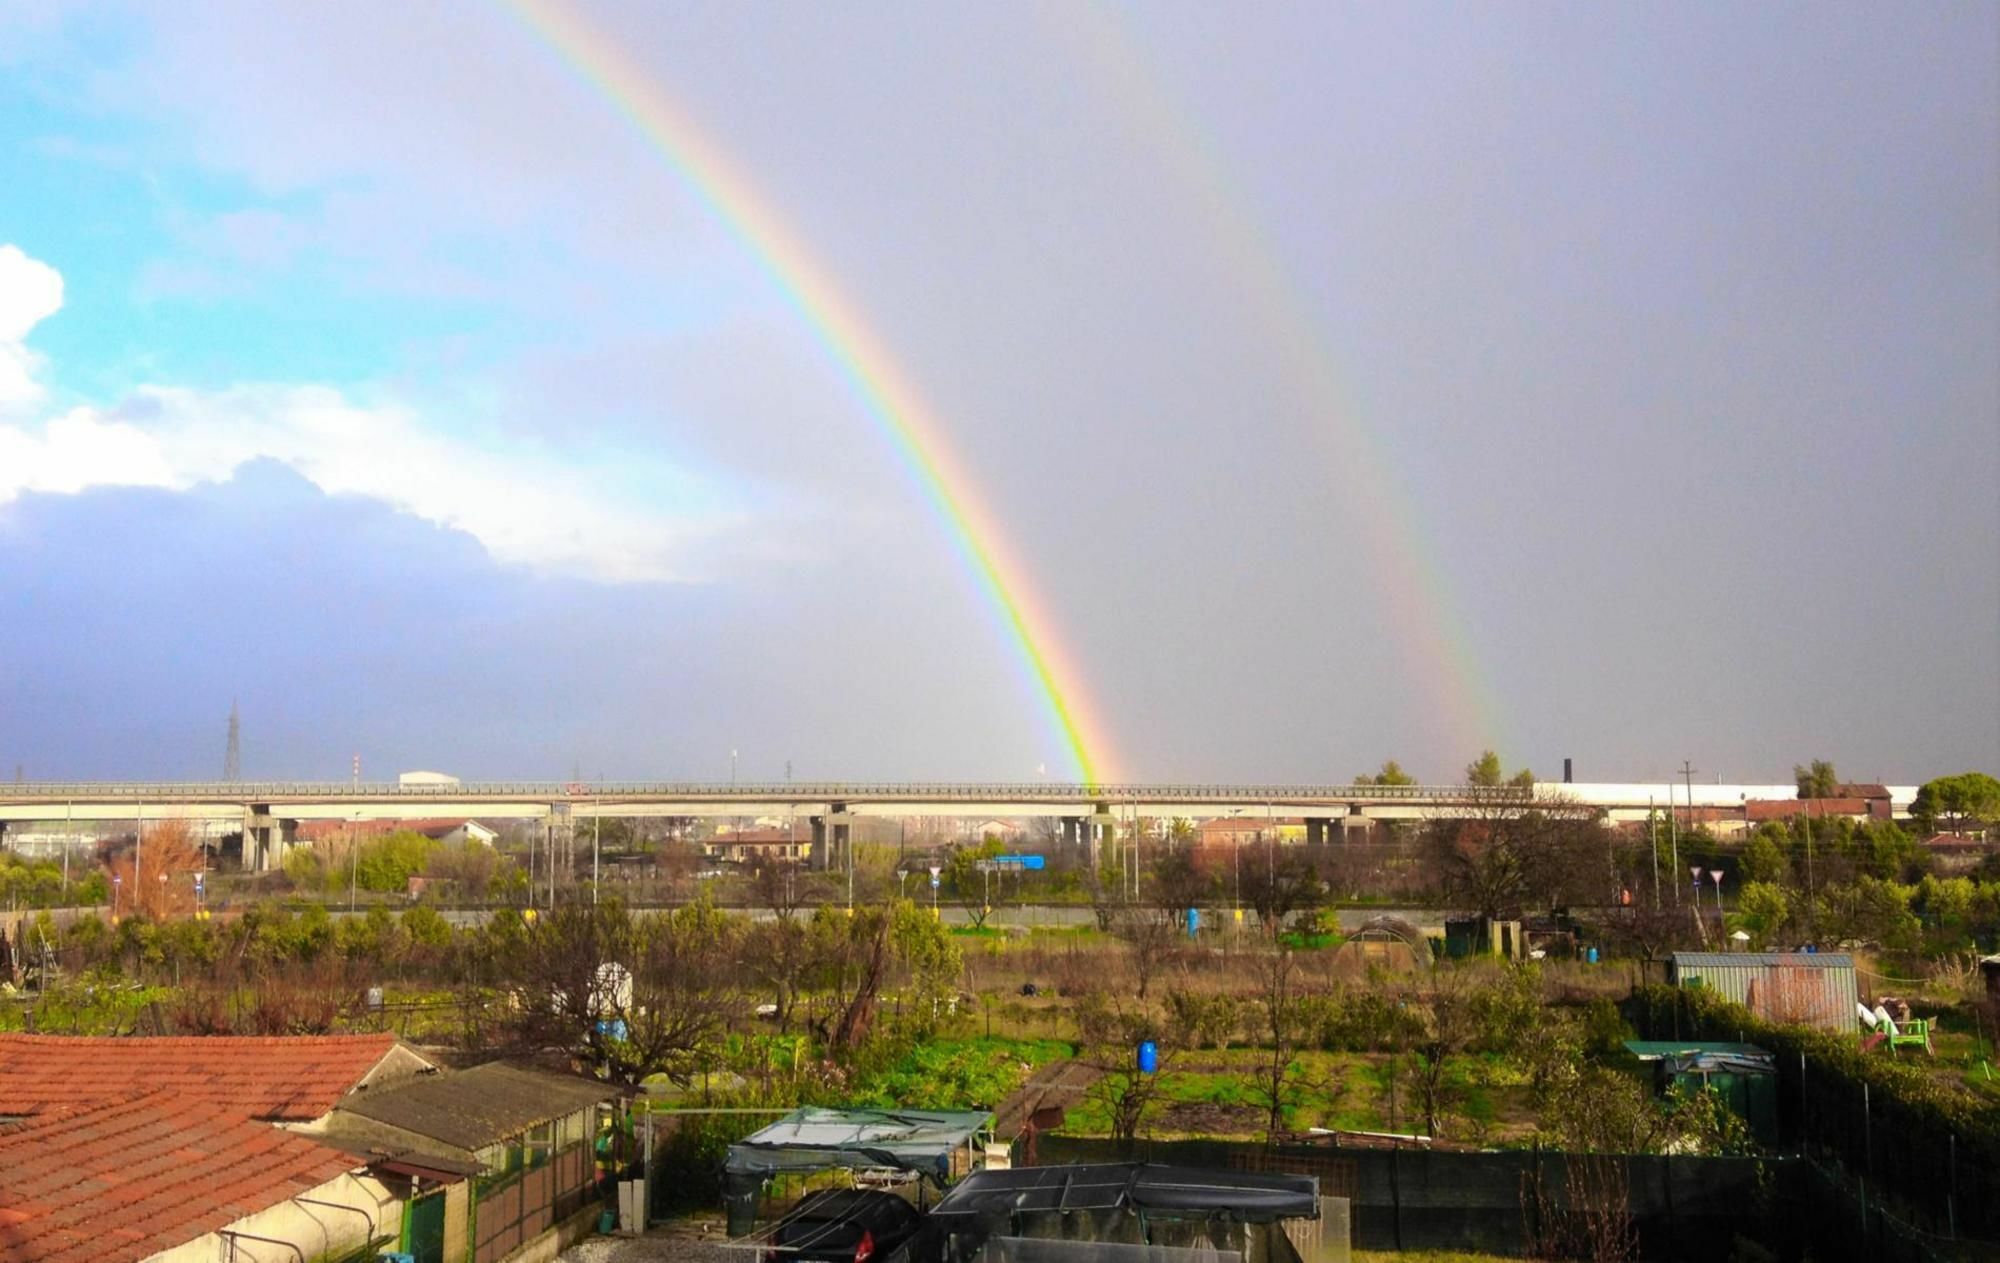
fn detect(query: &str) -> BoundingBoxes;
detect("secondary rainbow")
[1052,5,1509,758]
[499,0,1109,783]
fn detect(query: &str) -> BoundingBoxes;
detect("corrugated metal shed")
[1670,952,1858,1033]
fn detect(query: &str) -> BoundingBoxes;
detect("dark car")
[765,1188,925,1262]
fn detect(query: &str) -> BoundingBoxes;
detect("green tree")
[1356,760,1416,787]
[1911,772,2000,838]
[1465,749,1532,788]
[1794,760,1840,799]
[1737,881,1791,945]
[1466,750,1505,787]
[354,831,438,893]
[1818,876,1921,953]
[1739,829,1792,886]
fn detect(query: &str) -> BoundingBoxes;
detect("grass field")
[1056,1049,1535,1143]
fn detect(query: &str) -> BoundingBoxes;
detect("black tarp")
[929,1164,1318,1223]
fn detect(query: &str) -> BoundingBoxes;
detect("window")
[523,1121,554,1170]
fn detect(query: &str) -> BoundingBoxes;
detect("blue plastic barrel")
[1137,1040,1158,1074]
[1186,907,1200,937]
[1587,947,1599,964]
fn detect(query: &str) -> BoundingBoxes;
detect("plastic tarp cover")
[724,1107,991,1183]
[930,1164,1319,1224]
[1659,1050,1777,1077]
[978,1238,1238,1262]
[721,1107,992,1236]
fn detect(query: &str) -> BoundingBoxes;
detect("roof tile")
[0,1033,407,1120]
[0,1092,359,1263]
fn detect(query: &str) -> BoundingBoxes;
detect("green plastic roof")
[1623,1040,1769,1058]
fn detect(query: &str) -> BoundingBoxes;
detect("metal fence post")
[1797,1051,1808,1156]
[1862,1082,1872,1185]
[1948,1131,1957,1240]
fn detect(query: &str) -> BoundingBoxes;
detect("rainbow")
[499,0,1109,783]
[1048,5,1509,758]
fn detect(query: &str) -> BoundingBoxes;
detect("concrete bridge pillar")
[811,809,850,871]
[242,808,295,872]
[1089,813,1115,869]
[1306,818,1328,846]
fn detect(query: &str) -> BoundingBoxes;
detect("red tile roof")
[0,1033,406,1121]
[713,829,807,845]
[296,817,482,841]
[0,1091,359,1263]
[1745,798,1873,822]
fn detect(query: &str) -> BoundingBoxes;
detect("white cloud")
[0,244,742,581]
[0,243,65,413]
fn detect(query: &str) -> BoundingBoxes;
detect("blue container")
[1587,947,1599,964]
[1137,1040,1158,1074]
[1186,907,1200,938]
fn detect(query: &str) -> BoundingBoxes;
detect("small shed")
[1623,1041,1779,1144]
[722,1106,993,1235]
[321,1062,620,1263]
[1669,952,1858,1034]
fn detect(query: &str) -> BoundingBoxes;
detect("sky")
[1,1,1995,786]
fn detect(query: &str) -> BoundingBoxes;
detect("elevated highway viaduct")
[0,780,1911,871]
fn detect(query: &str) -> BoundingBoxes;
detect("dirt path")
[993,1058,1100,1138]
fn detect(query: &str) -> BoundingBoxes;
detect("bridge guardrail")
[0,780,1536,803]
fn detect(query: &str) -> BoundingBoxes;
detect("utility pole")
[1678,760,1698,837]
[1666,784,1680,905]
[1648,797,1660,907]
[224,701,241,782]
[1801,811,1817,938]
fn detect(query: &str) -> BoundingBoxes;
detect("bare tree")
[751,858,805,921]
[1524,1154,1637,1263]
[1249,950,1305,1146]
[1075,991,1171,1144]
[744,917,811,1031]
[1407,965,1481,1139]
[1112,905,1181,1001]
[1427,788,1604,919]
[501,898,741,1085]
[1240,837,1326,937]
[806,905,892,1053]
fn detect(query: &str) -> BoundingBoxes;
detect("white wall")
[150,1170,401,1263]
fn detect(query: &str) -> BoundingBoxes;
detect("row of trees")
[10,894,964,1088]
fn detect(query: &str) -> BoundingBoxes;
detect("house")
[704,827,811,865]
[0,1092,381,1263]
[1744,798,1889,827]
[297,818,497,846]
[311,1062,621,1263]
[0,1033,438,1263]
[409,819,499,847]
[1196,816,1308,846]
